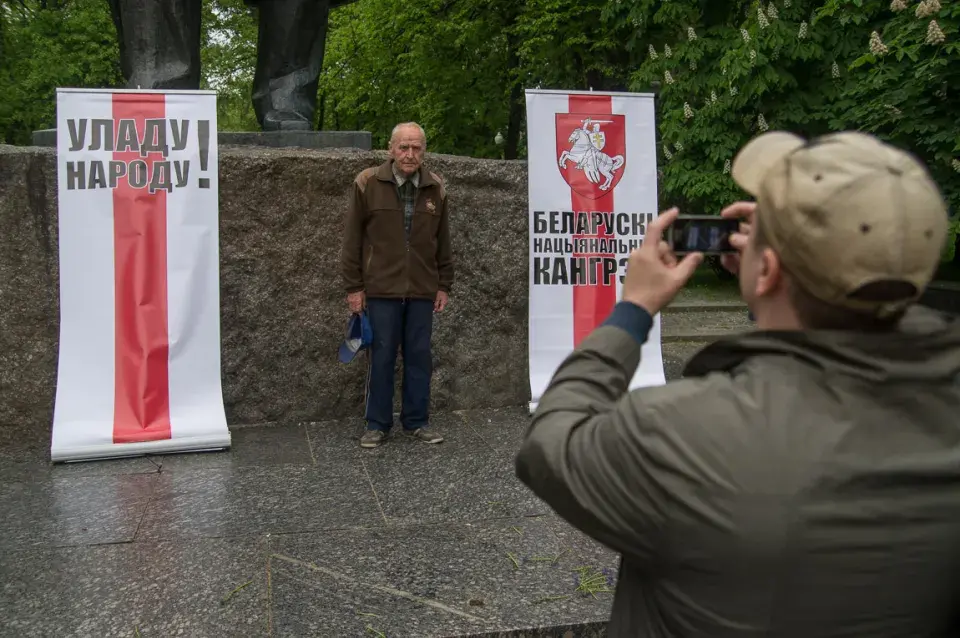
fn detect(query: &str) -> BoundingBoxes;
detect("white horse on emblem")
[558,124,625,191]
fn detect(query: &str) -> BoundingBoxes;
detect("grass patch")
[573,566,614,598]
[220,580,252,605]
[674,264,741,303]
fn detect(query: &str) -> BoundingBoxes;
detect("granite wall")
[0,144,529,429]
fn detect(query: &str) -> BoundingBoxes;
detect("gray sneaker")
[360,430,388,448]
[406,427,444,444]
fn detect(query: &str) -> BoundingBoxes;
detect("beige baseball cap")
[731,130,949,316]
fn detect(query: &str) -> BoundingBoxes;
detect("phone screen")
[670,217,740,254]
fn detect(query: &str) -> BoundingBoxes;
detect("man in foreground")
[516,130,960,636]
[341,122,454,448]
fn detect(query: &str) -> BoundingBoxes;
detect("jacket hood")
[684,305,960,384]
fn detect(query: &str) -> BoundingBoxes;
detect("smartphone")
[668,215,740,255]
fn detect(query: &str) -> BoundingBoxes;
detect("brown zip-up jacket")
[517,302,960,637]
[341,159,453,300]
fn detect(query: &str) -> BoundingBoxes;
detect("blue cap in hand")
[338,311,373,363]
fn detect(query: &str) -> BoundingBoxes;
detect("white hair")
[389,122,427,147]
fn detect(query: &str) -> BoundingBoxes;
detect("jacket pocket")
[413,203,440,234]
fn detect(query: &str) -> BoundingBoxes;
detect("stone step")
[663,300,747,313]
[660,302,753,343]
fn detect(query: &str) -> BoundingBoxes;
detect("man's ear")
[755,247,783,297]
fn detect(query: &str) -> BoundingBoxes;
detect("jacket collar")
[375,159,438,188]
[683,304,960,384]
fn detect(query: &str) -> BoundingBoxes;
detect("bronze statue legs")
[107,0,333,131]
[107,0,202,91]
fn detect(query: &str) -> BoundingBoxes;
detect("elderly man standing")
[341,122,454,448]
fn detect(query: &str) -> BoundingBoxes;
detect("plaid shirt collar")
[392,162,420,188]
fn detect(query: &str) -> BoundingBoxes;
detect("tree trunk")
[317,91,325,129]
[504,80,522,160]
[503,32,522,160]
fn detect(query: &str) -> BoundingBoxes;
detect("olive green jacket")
[517,302,960,637]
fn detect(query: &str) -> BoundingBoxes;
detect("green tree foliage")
[625,0,958,260]
[1,0,956,260]
[315,0,645,158]
[0,0,122,144]
[200,0,259,132]
[818,0,960,222]
[318,0,530,158]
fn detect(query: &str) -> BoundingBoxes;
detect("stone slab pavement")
[0,343,710,638]
[0,410,620,638]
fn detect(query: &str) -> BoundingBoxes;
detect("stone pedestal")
[0,143,527,430]
[30,129,372,151]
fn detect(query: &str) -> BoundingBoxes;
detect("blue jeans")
[364,297,434,432]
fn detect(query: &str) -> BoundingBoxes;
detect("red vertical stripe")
[569,94,617,346]
[112,93,172,443]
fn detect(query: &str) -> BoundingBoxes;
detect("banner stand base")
[51,433,232,464]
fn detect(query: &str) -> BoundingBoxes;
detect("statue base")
[30,129,372,151]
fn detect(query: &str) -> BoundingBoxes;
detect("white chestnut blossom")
[832,61,840,78]
[758,5,770,28]
[649,44,658,60]
[952,159,960,174]
[926,20,946,45]
[663,146,673,160]
[683,102,694,119]
[798,21,808,39]
[664,44,673,58]
[890,0,907,11]
[687,27,698,41]
[741,28,751,43]
[674,141,684,152]
[869,31,889,55]
[665,70,675,84]
[916,0,941,18]
[768,3,779,19]
[758,114,769,132]
[723,159,732,174]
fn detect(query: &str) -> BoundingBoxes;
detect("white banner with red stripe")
[51,88,230,462]
[525,89,666,411]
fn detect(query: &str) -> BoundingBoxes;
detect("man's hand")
[435,291,449,313]
[719,201,756,275]
[347,291,365,314]
[621,208,703,316]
